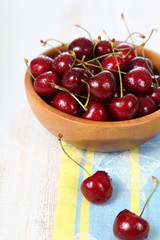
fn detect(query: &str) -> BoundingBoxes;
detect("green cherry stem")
[47,81,88,111]
[75,24,92,40]
[58,134,91,177]
[140,176,158,217]
[111,40,123,98]
[24,59,36,80]
[81,79,90,108]
[125,32,145,43]
[76,59,126,75]
[121,13,137,56]
[40,40,62,54]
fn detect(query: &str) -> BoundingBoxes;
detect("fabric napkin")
[53,134,160,240]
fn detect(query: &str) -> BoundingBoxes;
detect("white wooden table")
[0,0,160,239]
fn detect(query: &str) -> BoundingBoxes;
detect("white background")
[0,0,160,239]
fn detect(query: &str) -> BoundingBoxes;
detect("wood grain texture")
[1,0,160,239]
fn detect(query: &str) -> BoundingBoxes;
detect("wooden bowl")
[24,45,160,152]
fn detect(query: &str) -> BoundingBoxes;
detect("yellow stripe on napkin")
[53,144,83,240]
[130,148,141,215]
[80,151,94,234]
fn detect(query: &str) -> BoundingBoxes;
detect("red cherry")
[137,95,157,117]
[95,40,112,57]
[84,60,100,75]
[67,37,94,60]
[81,171,112,204]
[101,54,126,77]
[123,67,152,94]
[113,209,150,240]
[116,42,136,64]
[34,71,60,97]
[108,94,139,120]
[81,101,110,121]
[52,52,74,75]
[88,71,116,102]
[61,67,90,94]
[113,177,158,240]
[30,55,53,77]
[148,86,160,105]
[52,92,81,116]
[128,56,153,71]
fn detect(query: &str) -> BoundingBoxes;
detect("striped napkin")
[53,134,160,240]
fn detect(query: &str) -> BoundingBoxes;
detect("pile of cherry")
[28,32,159,239]
[29,36,160,121]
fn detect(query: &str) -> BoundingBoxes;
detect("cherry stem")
[47,81,88,111]
[76,59,126,75]
[24,59,36,80]
[140,29,158,48]
[75,24,92,40]
[58,134,91,177]
[103,30,111,41]
[125,32,145,42]
[141,46,159,87]
[40,40,62,54]
[111,40,123,98]
[140,176,158,217]
[81,79,90,108]
[121,13,137,56]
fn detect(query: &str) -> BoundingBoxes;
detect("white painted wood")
[0,0,160,239]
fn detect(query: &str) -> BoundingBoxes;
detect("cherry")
[113,176,158,240]
[113,209,149,240]
[123,67,152,94]
[108,94,139,120]
[58,134,113,204]
[95,40,112,57]
[88,71,116,102]
[52,52,75,75]
[101,54,126,77]
[34,71,60,97]
[116,42,136,64]
[128,56,153,71]
[52,92,81,116]
[83,60,100,75]
[148,86,160,105]
[67,37,94,60]
[61,67,90,94]
[137,95,157,117]
[81,101,110,121]
[30,55,53,77]
[81,171,112,204]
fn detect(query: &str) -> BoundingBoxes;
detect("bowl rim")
[24,46,160,129]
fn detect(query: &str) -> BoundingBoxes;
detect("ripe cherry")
[88,71,116,102]
[58,134,113,204]
[128,56,153,71]
[101,54,126,77]
[30,55,53,77]
[148,86,160,105]
[52,92,81,116]
[81,171,112,204]
[113,209,149,240]
[108,94,139,120]
[113,176,158,240]
[137,95,157,117]
[52,52,75,75]
[61,67,90,94]
[95,40,112,57]
[34,71,60,97]
[81,101,110,121]
[116,42,136,64]
[123,67,152,94]
[67,37,94,60]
